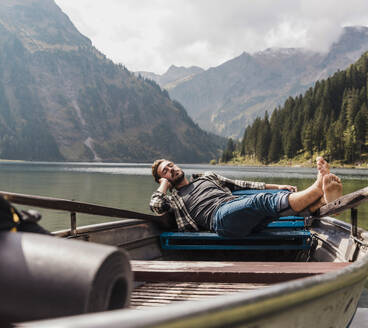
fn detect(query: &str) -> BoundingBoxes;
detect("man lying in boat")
[150,157,343,237]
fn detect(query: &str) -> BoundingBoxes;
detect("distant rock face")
[136,65,204,90]
[0,0,223,162]
[158,26,368,138]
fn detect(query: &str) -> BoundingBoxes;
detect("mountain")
[165,26,368,138]
[0,0,223,162]
[233,51,368,164]
[136,65,204,90]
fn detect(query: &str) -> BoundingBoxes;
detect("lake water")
[0,161,367,232]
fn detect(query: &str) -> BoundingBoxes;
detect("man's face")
[157,160,185,186]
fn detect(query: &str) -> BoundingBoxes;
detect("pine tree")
[255,113,271,163]
[344,125,358,162]
[241,127,250,156]
[221,138,235,162]
[354,103,368,154]
[302,122,313,154]
[346,89,360,127]
[268,129,282,162]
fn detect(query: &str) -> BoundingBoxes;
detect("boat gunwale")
[53,218,151,237]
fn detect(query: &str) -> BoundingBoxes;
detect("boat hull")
[19,254,368,327]
[21,216,368,328]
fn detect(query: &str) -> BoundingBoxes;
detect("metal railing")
[0,191,160,236]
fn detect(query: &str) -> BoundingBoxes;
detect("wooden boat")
[2,187,368,328]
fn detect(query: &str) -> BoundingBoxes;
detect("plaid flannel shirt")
[149,171,266,232]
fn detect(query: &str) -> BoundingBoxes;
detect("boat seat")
[261,217,305,228]
[160,230,312,251]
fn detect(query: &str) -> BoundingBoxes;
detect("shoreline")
[216,159,368,169]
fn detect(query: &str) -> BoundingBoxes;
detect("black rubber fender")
[0,231,132,323]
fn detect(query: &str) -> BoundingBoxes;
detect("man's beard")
[171,170,185,187]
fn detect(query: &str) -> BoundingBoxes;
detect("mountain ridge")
[135,65,204,90]
[146,26,368,138]
[0,0,224,162]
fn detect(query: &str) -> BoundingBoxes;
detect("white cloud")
[55,0,368,74]
[265,21,309,49]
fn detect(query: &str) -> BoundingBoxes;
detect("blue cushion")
[160,230,311,251]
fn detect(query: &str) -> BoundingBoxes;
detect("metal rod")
[70,212,77,236]
[0,190,160,221]
[351,208,358,237]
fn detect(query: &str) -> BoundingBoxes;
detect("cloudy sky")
[55,0,368,74]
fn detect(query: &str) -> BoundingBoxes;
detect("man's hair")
[152,159,167,183]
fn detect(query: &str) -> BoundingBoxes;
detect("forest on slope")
[222,52,368,165]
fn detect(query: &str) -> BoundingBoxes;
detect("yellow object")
[11,208,19,223]
[10,207,19,232]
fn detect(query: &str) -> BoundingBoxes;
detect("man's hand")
[277,185,297,192]
[157,178,172,193]
[265,184,297,192]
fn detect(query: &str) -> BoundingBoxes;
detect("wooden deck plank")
[131,294,210,300]
[132,260,350,283]
[134,287,260,293]
[130,299,173,304]
[130,281,268,309]
[142,282,268,288]
[133,290,229,296]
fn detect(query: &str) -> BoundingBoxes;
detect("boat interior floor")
[130,282,268,309]
[129,260,350,310]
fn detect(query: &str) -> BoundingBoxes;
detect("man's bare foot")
[315,157,330,189]
[323,173,342,203]
[317,156,330,175]
[288,158,336,213]
[308,196,326,213]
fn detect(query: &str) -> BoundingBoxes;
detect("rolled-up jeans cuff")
[277,191,291,212]
[277,192,298,216]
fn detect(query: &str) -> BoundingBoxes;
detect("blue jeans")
[212,191,290,238]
